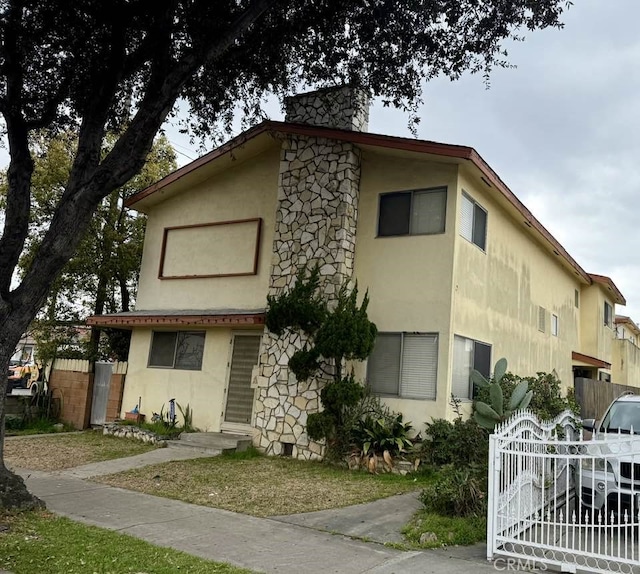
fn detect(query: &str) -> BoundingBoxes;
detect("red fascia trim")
[86,313,266,329]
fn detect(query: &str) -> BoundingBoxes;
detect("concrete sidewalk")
[271,491,422,545]
[18,469,496,574]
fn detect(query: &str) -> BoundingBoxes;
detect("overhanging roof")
[87,309,265,329]
[588,274,626,305]
[125,120,610,287]
[572,351,611,369]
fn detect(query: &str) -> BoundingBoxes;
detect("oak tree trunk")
[0,329,45,510]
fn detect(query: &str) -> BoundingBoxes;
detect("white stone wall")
[254,88,367,459]
[284,86,369,132]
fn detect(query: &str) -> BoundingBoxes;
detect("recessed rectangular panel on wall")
[159,218,261,279]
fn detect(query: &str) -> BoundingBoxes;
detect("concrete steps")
[166,432,253,456]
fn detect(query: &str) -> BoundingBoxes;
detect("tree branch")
[8,0,278,321]
[95,0,279,195]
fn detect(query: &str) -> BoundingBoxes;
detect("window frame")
[604,301,613,328]
[551,314,559,337]
[451,335,492,400]
[377,187,447,238]
[538,306,546,333]
[460,191,488,251]
[148,330,206,371]
[366,332,439,400]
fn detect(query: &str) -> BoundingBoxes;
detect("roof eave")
[128,120,592,283]
[588,273,626,305]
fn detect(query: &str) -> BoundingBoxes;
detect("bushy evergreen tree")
[265,265,377,457]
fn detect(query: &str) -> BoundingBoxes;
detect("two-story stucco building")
[90,87,633,460]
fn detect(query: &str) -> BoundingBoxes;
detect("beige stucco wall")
[451,168,582,395]
[579,285,614,370]
[121,327,263,431]
[612,339,640,387]
[135,147,280,311]
[353,151,458,428]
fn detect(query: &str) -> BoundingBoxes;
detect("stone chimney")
[253,86,367,461]
[284,86,370,132]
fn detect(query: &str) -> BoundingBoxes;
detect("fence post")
[487,433,500,561]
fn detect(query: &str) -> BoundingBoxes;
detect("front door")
[223,334,261,427]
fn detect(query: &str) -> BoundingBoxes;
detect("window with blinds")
[538,306,546,333]
[451,335,491,399]
[378,188,447,237]
[460,192,487,250]
[367,332,438,400]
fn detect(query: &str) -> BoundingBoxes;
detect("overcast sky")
[167,0,640,322]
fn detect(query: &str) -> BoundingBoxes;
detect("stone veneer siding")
[284,86,370,132]
[253,88,368,460]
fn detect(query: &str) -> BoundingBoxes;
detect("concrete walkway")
[58,447,213,479]
[9,445,496,574]
[271,491,422,545]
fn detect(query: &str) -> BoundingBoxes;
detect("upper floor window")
[378,188,447,237]
[460,192,487,250]
[367,332,438,400]
[452,335,491,399]
[148,331,206,370]
[575,289,580,308]
[604,302,613,328]
[538,306,546,333]
[551,314,559,337]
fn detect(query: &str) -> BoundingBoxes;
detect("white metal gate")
[90,361,113,426]
[488,410,640,574]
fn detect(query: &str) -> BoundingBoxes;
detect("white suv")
[579,393,640,522]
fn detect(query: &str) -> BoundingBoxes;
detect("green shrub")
[475,370,579,422]
[420,464,487,517]
[307,373,365,458]
[422,416,488,467]
[353,412,413,456]
[5,415,26,431]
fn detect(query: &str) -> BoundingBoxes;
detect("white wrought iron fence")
[487,410,640,574]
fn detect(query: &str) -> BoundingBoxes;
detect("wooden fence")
[573,377,639,419]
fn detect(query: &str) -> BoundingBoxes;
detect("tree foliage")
[1,131,176,361]
[266,265,377,384]
[0,0,570,509]
[266,265,377,457]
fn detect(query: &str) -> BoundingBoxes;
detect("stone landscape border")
[102,422,172,445]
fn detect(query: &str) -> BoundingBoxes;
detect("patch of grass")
[6,418,75,436]
[0,510,253,574]
[219,445,263,461]
[5,430,159,471]
[402,510,486,548]
[96,450,434,517]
